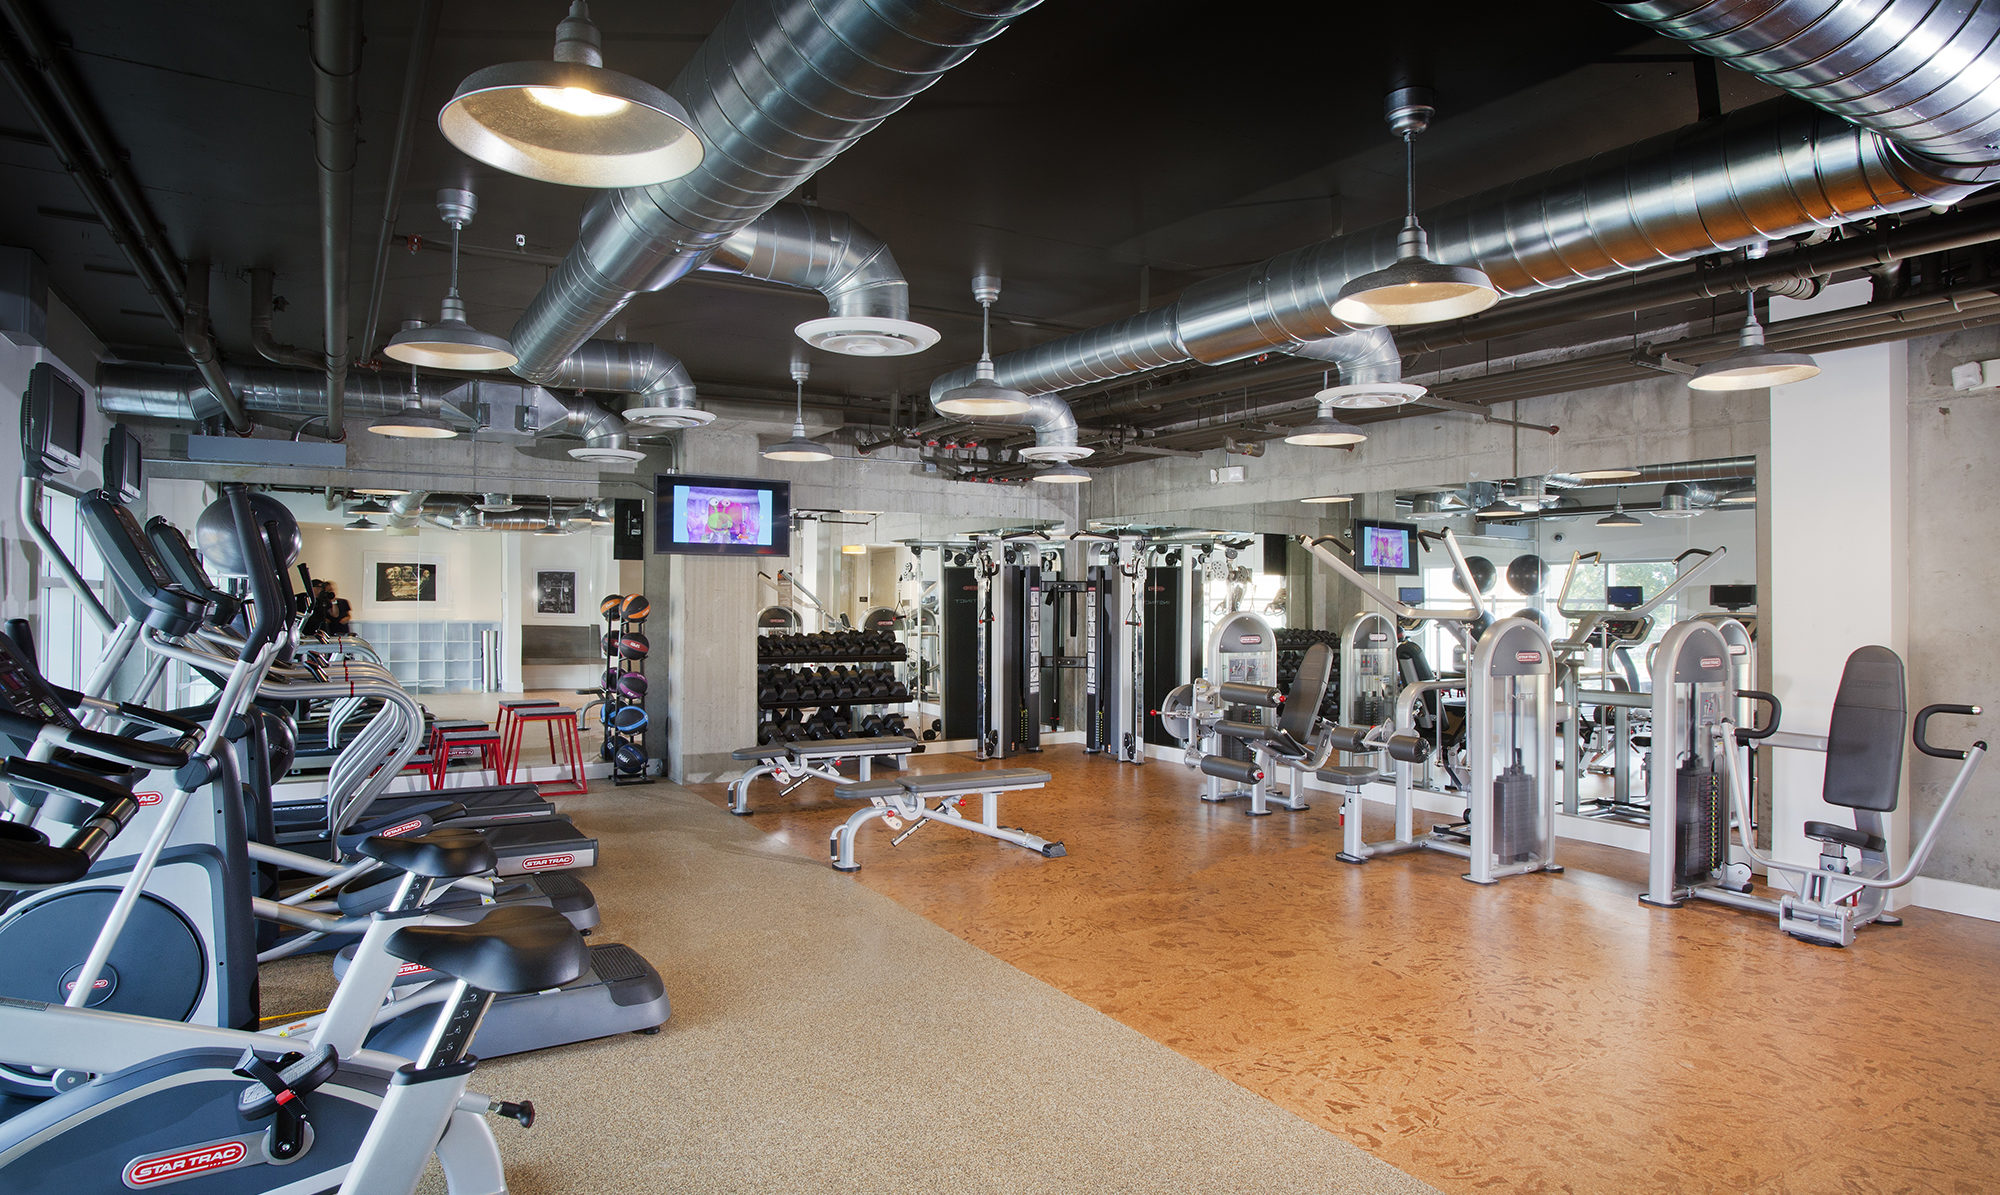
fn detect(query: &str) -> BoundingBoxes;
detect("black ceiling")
[0,2,1768,412]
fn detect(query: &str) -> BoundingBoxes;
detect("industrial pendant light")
[384,191,519,372]
[1688,292,1821,391]
[347,495,391,516]
[1285,373,1369,446]
[1597,489,1642,528]
[1300,494,1354,504]
[935,275,1033,416]
[1031,462,1091,484]
[344,514,379,531]
[762,357,833,463]
[370,360,460,439]
[439,1,703,188]
[1332,89,1499,327]
[536,498,567,535]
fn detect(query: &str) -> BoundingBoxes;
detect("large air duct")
[949,391,1089,462]
[700,203,939,356]
[519,389,647,466]
[1604,0,2000,182]
[311,0,361,438]
[931,99,1990,402]
[537,339,708,429]
[506,0,1039,380]
[99,363,495,424]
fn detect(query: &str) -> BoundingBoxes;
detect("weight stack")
[1493,752,1540,863]
[1674,765,1726,884]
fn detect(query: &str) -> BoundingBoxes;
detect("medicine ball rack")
[754,629,914,746]
[600,592,653,786]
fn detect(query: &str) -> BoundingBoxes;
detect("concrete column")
[1766,343,1910,878]
[499,532,524,693]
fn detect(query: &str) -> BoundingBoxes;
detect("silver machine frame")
[828,769,1063,871]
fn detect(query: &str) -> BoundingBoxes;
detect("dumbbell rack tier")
[1275,628,1341,722]
[756,630,912,743]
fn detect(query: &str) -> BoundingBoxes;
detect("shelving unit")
[754,630,913,743]
[350,620,497,693]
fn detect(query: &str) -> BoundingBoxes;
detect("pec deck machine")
[1302,530,1563,884]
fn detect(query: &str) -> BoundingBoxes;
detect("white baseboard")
[1905,875,2000,923]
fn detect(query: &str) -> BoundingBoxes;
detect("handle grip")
[1734,690,1781,743]
[1915,703,1983,760]
[226,485,286,651]
[61,725,191,771]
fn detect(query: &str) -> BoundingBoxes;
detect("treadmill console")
[148,516,243,626]
[79,492,208,635]
[1592,615,1653,644]
[0,631,81,736]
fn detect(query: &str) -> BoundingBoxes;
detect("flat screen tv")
[1351,519,1419,576]
[105,424,142,503]
[1398,586,1426,605]
[1606,585,1645,609]
[653,473,790,557]
[21,362,84,477]
[1709,583,1756,610]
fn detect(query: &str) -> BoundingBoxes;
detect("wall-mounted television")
[1351,519,1419,576]
[1606,585,1645,609]
[21,362,84,477]
[653,473,791,557]
[1398,586,1426,605]
[1709,583,1756,611]
[105,424,142,503]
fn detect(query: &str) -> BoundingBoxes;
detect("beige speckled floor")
[262,777,1435,1194]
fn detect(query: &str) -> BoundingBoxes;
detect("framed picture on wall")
[365,552,445,606]
[536,570,577,615]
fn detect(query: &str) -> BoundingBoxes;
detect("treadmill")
[89,498,602,879]
[145,519,579,837]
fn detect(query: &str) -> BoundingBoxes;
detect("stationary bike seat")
[386,904,589,995]
[355,827,497,879]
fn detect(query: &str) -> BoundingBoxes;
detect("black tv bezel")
[652,473,791,558]
[1397,585,1427,605]
[105,424,142,503]
[1606,584,1645,609]
[22,362,85,478]
[1351,518,1421,577]
[1709,583,1757,609]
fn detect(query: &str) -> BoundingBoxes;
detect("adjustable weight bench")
[827,768,1063,872]
[727,735,921,815]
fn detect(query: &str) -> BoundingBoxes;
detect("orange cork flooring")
[692,743,2000,1193]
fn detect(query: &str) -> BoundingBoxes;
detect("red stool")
[494,700,562,755]
[430,727,505,790]
[502,706,587,797]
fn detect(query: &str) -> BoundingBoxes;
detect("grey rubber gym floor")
[261,779,1434,1193]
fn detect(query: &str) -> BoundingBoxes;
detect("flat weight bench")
[726,736,921,815]
[828,767,1063,872]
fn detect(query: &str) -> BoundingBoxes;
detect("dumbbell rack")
[603,597,652,787]
[754,630,912,746]
[1275,628,1342,723]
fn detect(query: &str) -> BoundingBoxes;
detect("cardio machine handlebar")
[1915,704,1985,760]
[1733,690,1782,744]
[0,757,142,873]
[225,485,287,652]
[0,710,191,770]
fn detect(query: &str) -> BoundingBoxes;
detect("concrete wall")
[1905,327,2000,895]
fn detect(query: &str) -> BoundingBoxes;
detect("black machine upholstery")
[0,822,89,888]
[1822,645,1907,813]
[900,768,1049,794]
[1275,643,1333,746]
[386,904,589,995]
[1803,820,1887,854]
[356,827,497,879]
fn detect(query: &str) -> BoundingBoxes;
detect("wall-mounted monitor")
[105,424,142,503]
[1709,583,1756,611]
[1351,519,1419,576]
[653,473,791,557]
[21,362,85,477]
[1398,586,1426,605]
[1606,585,1645,609]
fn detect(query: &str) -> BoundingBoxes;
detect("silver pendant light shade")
[1688,294,1821,391]
[439,1,703,189]
[384,190,518,372]
[1597,490,1642,528]
[763,357,833,463]
[936,275,1033,416]
[1284,397,1369,446]
[1332,89,1498,327]
[370,363,460,438]
[1031,462,1091,484]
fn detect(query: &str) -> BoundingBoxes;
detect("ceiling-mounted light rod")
[936,274,1034,416]
[763,354,834,462]
[384,190,519,372]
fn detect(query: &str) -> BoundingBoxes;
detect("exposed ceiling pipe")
[0,1,252,433]
[933,100,1990,402]
[539,339,694,403]
[505,0,1040,381]
[519,389,646,465]
[312,0,361,439]
[96,362,544,424]
[1284,327,1404,387]
[938,391,1088,463]
[1604,0,2000,182]
[385,490,432,526]
[358,0,441,360]
[699,203,937,355]
[249,267,323,370]
[179,261,240,430]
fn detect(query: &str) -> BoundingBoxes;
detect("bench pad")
[790,736,918,756]
[900,768,1050,795]
[732,745,790,762]
[841,778,908,801]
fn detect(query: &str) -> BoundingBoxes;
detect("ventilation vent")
[1317,381,1425,410]
[795,315,941,357]
[1016,443,1094,463]
[621,405,716,429]
[569,444,647,465]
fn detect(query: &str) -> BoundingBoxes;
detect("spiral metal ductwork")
[955,391,1088,462]
[1604,0,2000,181]
[702,202,938,355]
[521,389,646,464]
[95,363,491,423]
[1284,327,1404,387]
[932,99,1988,401]
[506,0,1040,380]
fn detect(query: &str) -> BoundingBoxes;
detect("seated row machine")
[1158,614,1337,816]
